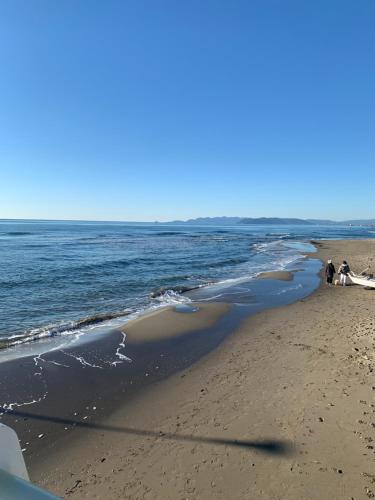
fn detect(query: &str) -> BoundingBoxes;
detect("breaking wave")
[2,311,132,350]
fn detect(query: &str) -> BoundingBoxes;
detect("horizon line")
[1,216,374,224]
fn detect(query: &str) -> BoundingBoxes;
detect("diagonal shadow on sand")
[1,407,294,456]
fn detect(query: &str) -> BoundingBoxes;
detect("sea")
[0,220,374,359]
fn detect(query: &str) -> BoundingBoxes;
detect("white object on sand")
[0,423,29,480]
[349,273,375,288]
[0,423,59,498]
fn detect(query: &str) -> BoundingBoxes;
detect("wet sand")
[123,302,230,342]
[257,270,294,281]
[0,303,230,469]
[5,240,375,499]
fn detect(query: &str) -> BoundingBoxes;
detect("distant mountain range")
[240,217,313,225]
[167,217,375,226]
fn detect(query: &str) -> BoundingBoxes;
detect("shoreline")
[3,239,375,498]
[0,253,317,468]
[0,302,232,464]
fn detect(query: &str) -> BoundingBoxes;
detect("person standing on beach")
[338,260,350,286]
[325,259,336,285]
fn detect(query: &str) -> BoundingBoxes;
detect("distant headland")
[166,217,375,226]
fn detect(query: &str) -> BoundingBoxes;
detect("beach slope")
[34,240,375,499]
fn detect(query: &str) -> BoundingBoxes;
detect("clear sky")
[1,0,374,221]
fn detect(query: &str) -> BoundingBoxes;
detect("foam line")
[60,350,104,369]
[0,354,49,413]
[111,332,132,366]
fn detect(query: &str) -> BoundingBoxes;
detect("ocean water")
[0,220,373,354]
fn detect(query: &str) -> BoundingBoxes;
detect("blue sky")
[1,0,374,221]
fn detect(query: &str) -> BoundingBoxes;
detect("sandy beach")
[3,2,374,497]
[9,240,375,498]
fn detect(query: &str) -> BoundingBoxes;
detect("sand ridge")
[257,270,294,281]
[122,302,230,343]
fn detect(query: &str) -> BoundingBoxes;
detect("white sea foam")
[153,289,192,305]
[1,354,49,412]
[209,253,303,289]
[1,237,309,359]
[0,328,133,412]
[111,332,132,366]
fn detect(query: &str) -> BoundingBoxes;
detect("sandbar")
[122,302,230,343]
[257,270,294,281]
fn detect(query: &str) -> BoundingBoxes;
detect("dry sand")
[36,240,375,500]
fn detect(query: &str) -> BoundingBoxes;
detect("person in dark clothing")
[338,260,350,286]
[325,259,336,285]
